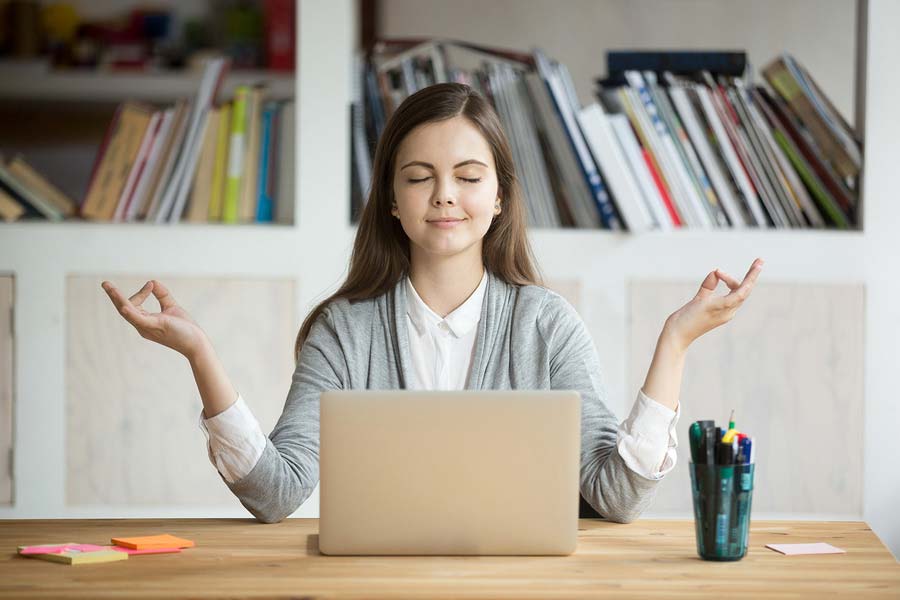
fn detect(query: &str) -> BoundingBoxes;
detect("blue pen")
[739,437,752,464]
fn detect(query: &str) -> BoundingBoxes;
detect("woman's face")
[391,115,501,261]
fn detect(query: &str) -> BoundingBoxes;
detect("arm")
[541,293,662,524]
[212,307,347,523]
[639,326,685,412]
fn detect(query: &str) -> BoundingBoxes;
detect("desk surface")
[1,518,898,599]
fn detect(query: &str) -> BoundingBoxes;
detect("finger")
[102,282,157,329]
[150,279,177,311]
[129,281,154,307]
[695,270,719,299]
[724,258,764,307]
[715,269,741,291]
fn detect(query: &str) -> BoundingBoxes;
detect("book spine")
[256,103,275,222]
[223,86,249,224]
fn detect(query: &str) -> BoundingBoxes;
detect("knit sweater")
[220,269,667,523]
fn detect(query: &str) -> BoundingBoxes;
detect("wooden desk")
[1,519,898,598]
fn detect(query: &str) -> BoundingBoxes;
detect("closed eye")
[407,177,482,184]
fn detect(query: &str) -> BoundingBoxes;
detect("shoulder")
[513,284,587,349]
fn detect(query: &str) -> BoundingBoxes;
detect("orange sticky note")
[110,534,195,550]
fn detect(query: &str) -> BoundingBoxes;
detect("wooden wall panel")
[66,275,296,506]
[628,281,864,516]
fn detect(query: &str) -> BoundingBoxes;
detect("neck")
[408,248,485,318]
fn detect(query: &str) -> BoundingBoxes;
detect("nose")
[431,176,457,207]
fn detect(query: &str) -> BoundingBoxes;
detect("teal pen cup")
[689,462,755,560]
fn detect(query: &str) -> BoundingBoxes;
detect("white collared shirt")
[199,271,680,483]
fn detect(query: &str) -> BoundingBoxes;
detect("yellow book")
[208,101,231,221]
[186,107,220,223]
[81,101,154,221]
[239,85,265,222]
[6,156,77,217]
[223,87,249,224]
[0,186,25,222]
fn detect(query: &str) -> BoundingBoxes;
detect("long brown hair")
[294,82,544,362]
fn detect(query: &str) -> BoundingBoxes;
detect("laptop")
[318,389,581,556]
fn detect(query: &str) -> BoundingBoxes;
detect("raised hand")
[664,258,764,352]
[101,279,208,360]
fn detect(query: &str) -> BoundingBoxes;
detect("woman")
[102,82,763,524]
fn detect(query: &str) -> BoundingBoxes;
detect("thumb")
[696,270,718,299]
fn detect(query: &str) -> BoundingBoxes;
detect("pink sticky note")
[19,543,107,555]
[110,546,182,555]
[765,542,846,555]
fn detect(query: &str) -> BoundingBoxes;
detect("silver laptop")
[318,390,581,556]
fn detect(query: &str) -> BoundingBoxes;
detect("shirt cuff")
[197,393,267,483]
[616,388,681,480]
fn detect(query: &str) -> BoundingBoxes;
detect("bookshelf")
[0,66,294,103]
[2,0,899,560]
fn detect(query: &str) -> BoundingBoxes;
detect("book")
[143,99,191,221]
[125,107,175,222]
[0,184,26,221]
[274,99,295,225]
[160,57,229,223]
[763,55,859,182]
[255,101,277,222]
[693,82,769,227]
[0,162,64,220]
[209,101,232,222]
[577,103,655,232]
[223,86,249,224]
[604,50,747,85]
[113,110,163,222]
[186,107,221,222]
[607,113,673,230]
[81,101,155,221]
[626,70,712,228]
[5,156,77,217]
[666,77,747,228]
[239,84,265,222]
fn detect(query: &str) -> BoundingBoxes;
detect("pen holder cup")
[689,462,755,561]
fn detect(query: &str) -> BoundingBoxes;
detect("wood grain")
[0,519,897,598]
[628,281,865,517]
[65,275,296,506]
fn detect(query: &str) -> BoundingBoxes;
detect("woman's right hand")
[101,279,209,361]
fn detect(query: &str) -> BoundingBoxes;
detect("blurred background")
[0,0,897,560]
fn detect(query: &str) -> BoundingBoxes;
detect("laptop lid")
[318,390,581,555]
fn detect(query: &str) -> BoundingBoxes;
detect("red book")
[641,148,682,227]
[264,0,295,71]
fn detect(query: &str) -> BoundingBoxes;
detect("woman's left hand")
[663,258,764,352]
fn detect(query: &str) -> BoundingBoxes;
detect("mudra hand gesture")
[101,279,208,360]
[664,258,764,352]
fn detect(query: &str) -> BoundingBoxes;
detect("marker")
[739,437,752,465]
[689,422,702,463]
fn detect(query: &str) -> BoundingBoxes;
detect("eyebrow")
[399,159,488,170]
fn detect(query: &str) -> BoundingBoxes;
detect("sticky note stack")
[110,534,195,553]
[18,543,129,565]
[18,534,196,565]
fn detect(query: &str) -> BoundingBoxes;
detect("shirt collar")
[406,269,488,338]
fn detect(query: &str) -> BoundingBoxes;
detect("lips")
[427,218,465,222]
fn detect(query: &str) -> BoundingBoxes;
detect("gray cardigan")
[221,269,662,523]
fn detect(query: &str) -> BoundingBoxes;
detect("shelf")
[0,221,304,277]
[0,67,295,103]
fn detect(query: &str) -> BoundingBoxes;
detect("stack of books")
[351,40,861,231]
[1,57,295,225]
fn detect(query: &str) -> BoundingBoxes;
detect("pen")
[739,437,752,465]
[689,422,702,463]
